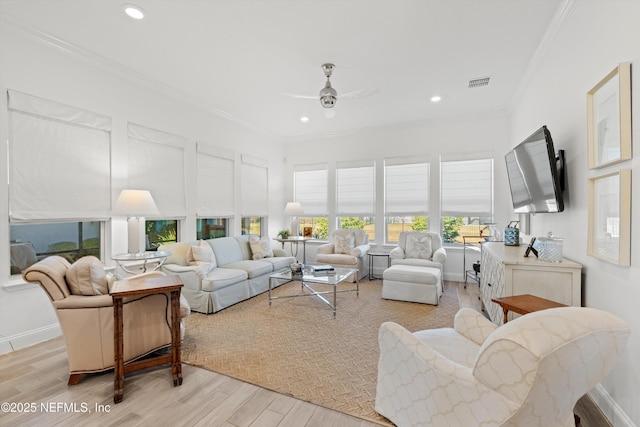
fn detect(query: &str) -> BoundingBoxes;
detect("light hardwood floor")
[0,281,611,426]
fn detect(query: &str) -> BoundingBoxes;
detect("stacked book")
[311,264,335,276]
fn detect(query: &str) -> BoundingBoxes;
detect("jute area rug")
[181,279,460,425]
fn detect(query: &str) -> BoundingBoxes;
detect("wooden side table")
[492,293,567,324]
[110,275,184,403]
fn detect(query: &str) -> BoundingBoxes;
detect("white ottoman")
[382,265,442,305]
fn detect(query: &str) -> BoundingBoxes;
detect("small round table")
[367,251,390,280]
[112,251,171,274]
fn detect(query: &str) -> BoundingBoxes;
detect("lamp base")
[127,217,146,254]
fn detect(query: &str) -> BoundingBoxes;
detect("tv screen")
[505,126,564,213]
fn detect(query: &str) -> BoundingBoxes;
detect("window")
[10,222,101,273]
[336,160,376,241]
[196,143,235,217]
[384,158,429,243]
[294,163,328,238]
[197,218,229,239]
[146,220,178,250]
[7,91,111,270]
[241,217,263,236]
[440,157,493,244]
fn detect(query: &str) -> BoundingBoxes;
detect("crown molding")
[0,15,281,140]
[507,0,579,113]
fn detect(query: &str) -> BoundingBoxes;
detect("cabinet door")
[480,250,504,323]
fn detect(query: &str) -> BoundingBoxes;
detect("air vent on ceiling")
[468,77,490,88]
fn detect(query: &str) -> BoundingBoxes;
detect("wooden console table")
[492,294,567,324]
[110,275,184,403]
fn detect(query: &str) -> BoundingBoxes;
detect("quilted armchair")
[376,307,629,427]
[23,256,190,385]
[316,229,370,281]
[389,231,446,272]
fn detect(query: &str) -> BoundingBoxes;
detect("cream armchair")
[23,256,190,385]
[316,229,370,281]
[389,231,446,272]
[376,307,629,427]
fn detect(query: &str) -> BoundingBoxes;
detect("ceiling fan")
[279,63,379,112]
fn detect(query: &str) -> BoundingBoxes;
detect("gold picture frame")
[587,169,631,265]
[587,62,632,169]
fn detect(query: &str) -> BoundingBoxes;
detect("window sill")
[3,275,37,292]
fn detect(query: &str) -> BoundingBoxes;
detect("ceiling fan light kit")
[319,63,337,108]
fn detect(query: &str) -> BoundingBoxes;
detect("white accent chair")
[315,229,370,281]
[376,307,629,427]
[389,231,447,273]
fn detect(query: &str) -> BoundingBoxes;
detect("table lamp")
[283,202,304,236]
[114,189,159,253]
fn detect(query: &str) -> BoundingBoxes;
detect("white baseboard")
[589,383,635,427]
[0,324,61,354]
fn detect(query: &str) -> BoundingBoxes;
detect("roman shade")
[127,123,187,218]
[294,163,328,216]
[196,142,235,217]
[336,160,375,216]
[441,156,493,217]
[385,157,430,216]
[241,154,268,216]
[7,90,111,222]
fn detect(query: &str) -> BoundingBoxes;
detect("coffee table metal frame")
[268,268,358,318]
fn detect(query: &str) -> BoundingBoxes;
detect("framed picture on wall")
[587,62,632,169]
[587,169,631,265]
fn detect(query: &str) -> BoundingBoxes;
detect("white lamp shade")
[114,189,160,216]
[283,202,304,216]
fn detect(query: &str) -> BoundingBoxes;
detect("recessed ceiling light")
[430,95,442,103]
[300,116,309,123]
[123,4,145,20]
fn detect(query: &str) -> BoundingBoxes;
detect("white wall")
[508,1,639,425]
[0,24,287,352]
[283,113,513,281]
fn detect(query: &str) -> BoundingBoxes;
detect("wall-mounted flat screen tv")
[505,125,565,213]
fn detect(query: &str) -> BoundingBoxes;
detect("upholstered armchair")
[23,256,190,385]
[315,229,370,281]
[376,307,629,427]
[389,231,447,272]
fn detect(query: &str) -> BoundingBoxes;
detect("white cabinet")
[480,242,582,324]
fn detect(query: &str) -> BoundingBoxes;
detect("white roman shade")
[294,163,328,216]
[241,154,268,216]
[197,142,235,217]
[441,157,493,217]
[336,160,375,216]
[7,90,112,222]
[385,157,430,216]
[127,123,187,218]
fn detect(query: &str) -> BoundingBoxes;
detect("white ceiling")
[0,0,563,141]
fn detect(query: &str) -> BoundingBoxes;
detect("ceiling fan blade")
[277,92,317,100]
[338,88,379,100]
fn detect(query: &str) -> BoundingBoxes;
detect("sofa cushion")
[405,234,432,259]
[187,240,217,267]
[316,253,358,266]
[158,241,197,266]
[249,235,274,260]
[201,268,248,292]
[261,256,296,271]
[65,256,108,296]
[208,237,244,266]
[224,260,273,279]
[335,233,355,254]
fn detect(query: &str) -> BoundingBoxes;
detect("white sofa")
[160,235,295,314]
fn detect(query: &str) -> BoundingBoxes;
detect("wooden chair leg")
[68,373,84,385]
[574,413,581,426]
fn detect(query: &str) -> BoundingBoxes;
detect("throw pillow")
[249,235,274,260]
[405,235,433,260]
[186,240,217,268]
[335,233,355,255]
[66,256,109,296]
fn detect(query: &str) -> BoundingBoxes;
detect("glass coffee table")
[268,267,359,318]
